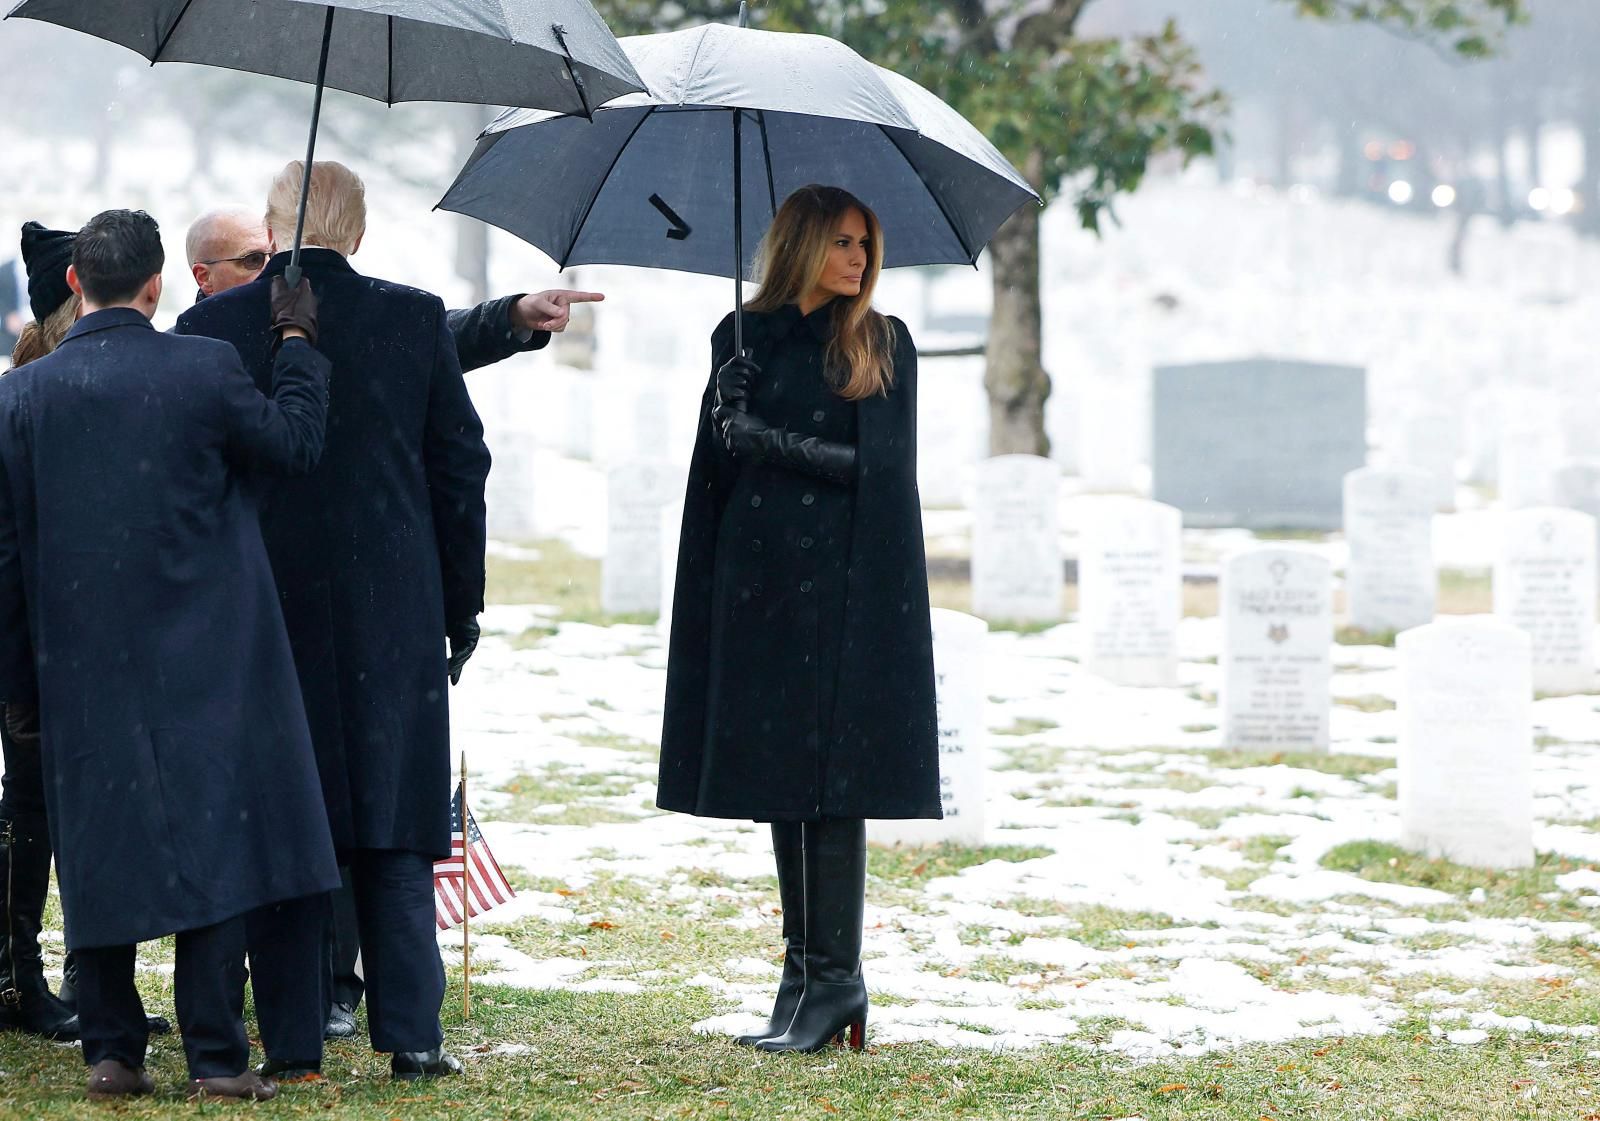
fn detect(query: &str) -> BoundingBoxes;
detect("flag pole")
[461,752,472,1020]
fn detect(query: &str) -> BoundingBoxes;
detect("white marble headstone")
[972,455,1062,623]
[1343,467,1436,634]
[1398,617,1533,868]
[1552,459,1600,521]
[1498,427,1557,510]
[485,433,539,542]
[601,462,677,616]
[1221,548,1333,751]
[1493,507,1597,695]
[870,609,987,847]
[1394,409,1459,511]
[1077,497,1182,687]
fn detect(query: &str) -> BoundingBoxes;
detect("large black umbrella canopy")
[6,0,646,280]
[436,21,1039,352]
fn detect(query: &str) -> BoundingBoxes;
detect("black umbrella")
[6,0,645,283]
[437,6,1039,355]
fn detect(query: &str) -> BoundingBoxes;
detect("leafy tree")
[590,0,1528,454]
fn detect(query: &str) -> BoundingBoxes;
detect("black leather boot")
[756,819,868,1054]
[0,814,79,1041]
[736,822,804,1045]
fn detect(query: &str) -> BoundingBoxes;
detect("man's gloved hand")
[447,618,481,686]
[714,355,758,414]
[270,275,319,346]
[4,701,40,745]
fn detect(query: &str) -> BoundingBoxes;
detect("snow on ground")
[444,583,1600,1060]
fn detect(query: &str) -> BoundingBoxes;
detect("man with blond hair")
[177,160,487,1081]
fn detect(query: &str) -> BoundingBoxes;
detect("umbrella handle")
[733,108,744,358]
[286,6,336,289]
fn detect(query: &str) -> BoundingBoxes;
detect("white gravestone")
[870,609,987,847]
[602,462,676,616]
[1498,426,1557,510]
[1221,549,1333,751]
[1395,409,1459,511]
[1077,497,1182,687]
[1552,459,1600,522]
[1493,507,1597,695]
[657,497,685,636]
[1398,618,1533,868]
[484,432,539,542]
[972,455,1061,622]
[1343,467,1436,634]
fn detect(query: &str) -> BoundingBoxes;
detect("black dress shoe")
[391,1047,462,1080]
[259,1056,322,1082]
[324,1000,358,1040]
[145,1014,172,1036]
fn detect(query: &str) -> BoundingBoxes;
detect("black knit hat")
[20,221,76,323]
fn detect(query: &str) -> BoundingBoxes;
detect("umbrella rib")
[386,16,394,105]
[755,110,777,217]
[558,107,657,270]
[150,0,201,64]
[877,125,975,265]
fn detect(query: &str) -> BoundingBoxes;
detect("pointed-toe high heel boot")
[736,823,805,1046]
[756,819,868,1054]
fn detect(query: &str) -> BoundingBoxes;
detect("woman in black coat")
[658,185,940,1053]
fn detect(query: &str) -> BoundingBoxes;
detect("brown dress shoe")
[188,1072,279,1101]
[86,1059,155,1099]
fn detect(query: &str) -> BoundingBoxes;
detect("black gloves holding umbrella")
[711,354,858,486]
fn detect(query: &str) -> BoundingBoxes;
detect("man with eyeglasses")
[186,207,601,371]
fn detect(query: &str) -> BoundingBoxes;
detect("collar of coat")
[756,301,836,345]
[259,247,357,281]
[62,306,154,343]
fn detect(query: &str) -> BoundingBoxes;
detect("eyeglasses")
[199,251,270,271]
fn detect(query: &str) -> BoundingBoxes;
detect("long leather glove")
[714,407,857,486]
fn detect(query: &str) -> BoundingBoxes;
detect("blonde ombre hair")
[9,293,82,369]
[748,185,894,401]
[265,160,367,255]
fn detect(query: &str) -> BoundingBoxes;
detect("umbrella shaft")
[733,109,744,357]
[287,7,337,287]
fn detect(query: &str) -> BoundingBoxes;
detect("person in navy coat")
[0,210,337,1101]
[176,161,489,1081]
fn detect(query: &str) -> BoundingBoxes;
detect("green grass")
[1333,694,1397,713]
[1204,749,1392,780]
[1335,625,1399,647]
[486,539,653,625]
[4,988,1597,1119]
[1319,842,1600,920]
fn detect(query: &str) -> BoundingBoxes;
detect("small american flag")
[434,785,515,930]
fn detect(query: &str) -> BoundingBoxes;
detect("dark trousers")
[246,892,331,1065]
[76,916,248,1079]
[349,848,444,1054]
[251,849,441,1058]
[329,869,364,1008]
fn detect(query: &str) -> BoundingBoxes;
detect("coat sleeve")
[0,429,36,705]
[424,300,492,628]
[447,295,551,374]
[656,314,738,810]
[218,337,330,477]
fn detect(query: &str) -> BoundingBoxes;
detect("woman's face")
[811,208,870,304]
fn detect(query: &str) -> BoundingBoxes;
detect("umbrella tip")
[738,1,749,28]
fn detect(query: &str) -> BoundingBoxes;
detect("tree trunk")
[984,153,1049,457]
[453,105,492,303]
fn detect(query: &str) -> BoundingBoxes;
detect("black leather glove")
[270,275,319,347]
[715,408,857,486]
[3,700,39,745]
[447,618,480,686]
[715,354,758,413]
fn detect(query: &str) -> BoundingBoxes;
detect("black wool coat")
[657,303,941,821]
[0,310,339,948]
[177,250,491,859]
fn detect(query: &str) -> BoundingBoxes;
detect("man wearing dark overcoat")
[0,209,338,1101]
[177,161,490,1080]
